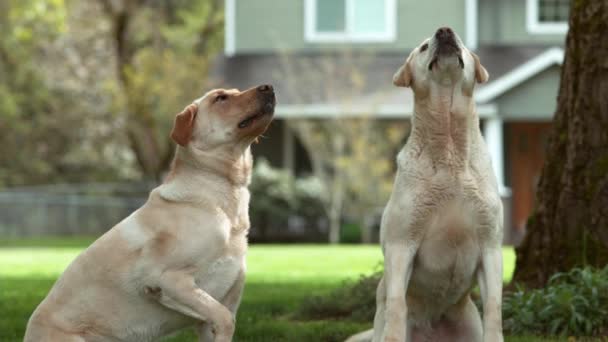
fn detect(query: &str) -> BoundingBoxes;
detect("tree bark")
[328,133,345,244]
[99,0,166,181]
[360,213,375,244]
[512,0,608,289]
[98,0,219,182]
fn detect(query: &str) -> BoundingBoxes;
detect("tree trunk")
[512,0,608,289]
[328,204,342,244]
[99,0,175,182]
[360,212,376,244]
[328,133,346,244]
[328,176,344,244]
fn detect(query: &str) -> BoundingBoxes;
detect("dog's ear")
[393,61,413,88]
[472,52,489,84]
[170,104,198,146]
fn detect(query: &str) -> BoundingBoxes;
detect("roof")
[211,46,562,118]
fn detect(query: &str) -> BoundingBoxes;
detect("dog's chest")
[190,199,248,300]
[194,254,242,300]
[417,195,479,259]
[404,174,500,310]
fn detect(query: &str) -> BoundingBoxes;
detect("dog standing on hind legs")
[346,27,504,342]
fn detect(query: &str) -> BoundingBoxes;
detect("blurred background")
[0,0,568,245]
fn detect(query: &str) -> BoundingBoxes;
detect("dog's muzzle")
[429,27,464,70]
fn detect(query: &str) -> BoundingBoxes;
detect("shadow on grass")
[0,277,369,342]
[0,276,583,342]
[0,277,56,341]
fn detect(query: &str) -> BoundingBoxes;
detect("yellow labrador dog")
[24,85,276,342]
[347,28,503,342]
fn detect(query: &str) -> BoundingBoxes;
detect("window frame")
[526,0,569,34]
[304,0,397,43]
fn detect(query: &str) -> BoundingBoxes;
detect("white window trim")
[465,0,478,50]
[224,0,236,56]
[526,0,569,34]
[304,0,397,43]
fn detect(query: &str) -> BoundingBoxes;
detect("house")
[215,0,569,244]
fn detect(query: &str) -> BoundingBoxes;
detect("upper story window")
[305,0,397,43]
[526,0,570,34]
[538,0,570,22]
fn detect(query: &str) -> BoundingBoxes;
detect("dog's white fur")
[24,85,275,342]
[347,28,503,342]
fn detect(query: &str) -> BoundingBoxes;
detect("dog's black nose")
[435,27,454,40]
[257,84,274,93]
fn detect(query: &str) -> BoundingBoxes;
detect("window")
[538,0,570,22]
[526,0,570,34]
[305,0,396,42]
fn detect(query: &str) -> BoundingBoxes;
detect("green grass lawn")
[0,238,565,341]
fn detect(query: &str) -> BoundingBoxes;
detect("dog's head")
[393,27,488,93]
[170,84,276,150]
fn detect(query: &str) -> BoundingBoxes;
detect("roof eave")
[475,47,564,103]
[275,103,498,119]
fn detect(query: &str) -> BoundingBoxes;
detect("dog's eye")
[420,43,428,52]
[215,94,228,103]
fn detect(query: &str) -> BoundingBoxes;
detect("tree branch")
[195,0,224,55]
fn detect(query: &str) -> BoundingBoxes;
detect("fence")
[0,183,152,237]
[0,183,510,243]
[0,182,328,241]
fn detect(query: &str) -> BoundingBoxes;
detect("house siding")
[478,0,565,46]
[226,0,566,245]
[233,0,466,53]
[496,66,560,120]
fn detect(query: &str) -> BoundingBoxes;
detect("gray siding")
[496,66,560,120]
[233,0,567,54]
[233,0,466,53]
[478,0,565,46]
[235,1,304,52]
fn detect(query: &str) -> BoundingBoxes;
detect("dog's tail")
[344,329,373,342]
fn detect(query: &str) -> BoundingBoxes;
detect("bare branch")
[97,0,116,17]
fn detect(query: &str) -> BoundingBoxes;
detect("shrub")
[249,159,326,241]
[340,223,362,243]
[504,266,608,337]
[250,159,325,212]
[250,159,296,221]
[296,264,608,338]
[295,268,382,322]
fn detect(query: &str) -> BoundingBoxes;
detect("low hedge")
[295,265,608,338]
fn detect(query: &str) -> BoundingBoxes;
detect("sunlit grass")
[0,237,548,341]
[0,241,515,282]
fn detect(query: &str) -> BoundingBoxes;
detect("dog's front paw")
[380,335,405,342]
[381,337,402,342]
[214,336,232,342]
[212,311,235,342]
[483,332,503,342]
[381,325,405,342]
[213,328,234,342]
[381,314,406,342]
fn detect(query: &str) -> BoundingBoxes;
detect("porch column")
[483,117,508,196]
